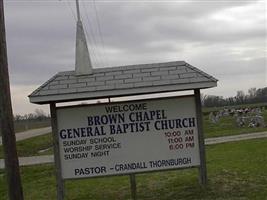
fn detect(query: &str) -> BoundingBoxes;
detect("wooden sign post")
[50,103,64,200]
[194,89,207,185]
[130,174,137,200]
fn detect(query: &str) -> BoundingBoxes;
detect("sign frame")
[49,89,207,200]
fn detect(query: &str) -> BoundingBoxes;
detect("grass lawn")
[1,138,267,199]
[0,133,53,159]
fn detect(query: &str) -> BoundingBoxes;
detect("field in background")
[14,119,51,133]
[1,139,266,199]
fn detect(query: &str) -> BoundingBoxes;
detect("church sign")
[57,96,200,179]
[29,60,217,200]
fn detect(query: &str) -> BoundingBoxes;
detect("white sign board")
[56,96,200,179]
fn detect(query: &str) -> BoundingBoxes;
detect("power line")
[82,17,102,68]
[81,15,102,67]
[65,0,76,22]
[91,0,106,67]
[92,0,109,67]
[81,1,104,67]
[61,0,102,68]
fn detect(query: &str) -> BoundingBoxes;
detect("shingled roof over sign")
[29,61,217,104]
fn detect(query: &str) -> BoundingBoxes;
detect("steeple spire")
[75,0,93,75]
[75,0,81,21]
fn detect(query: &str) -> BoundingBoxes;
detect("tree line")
[202,87,267,107]
[14,108,50,122]
[12,87,267,121]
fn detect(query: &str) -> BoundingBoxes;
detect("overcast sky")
[4,0,266,115]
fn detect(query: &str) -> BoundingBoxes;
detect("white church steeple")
[75,0,93,75]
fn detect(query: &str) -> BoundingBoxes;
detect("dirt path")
[205,131,267,145]
[0,131,267,169]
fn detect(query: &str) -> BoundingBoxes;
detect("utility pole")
[0,0,24,199]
